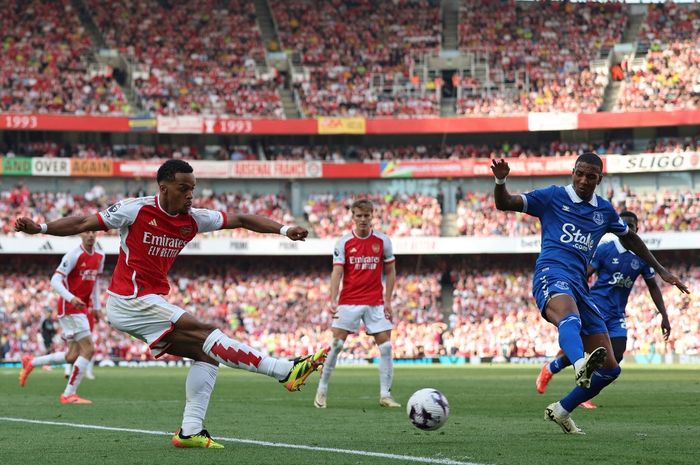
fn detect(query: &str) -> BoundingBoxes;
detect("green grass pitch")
[1,365,698,465]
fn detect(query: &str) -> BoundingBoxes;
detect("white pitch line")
[0,416,489,465]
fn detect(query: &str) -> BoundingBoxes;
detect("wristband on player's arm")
[279,225,291,236]
[495,176,507,185]
[40,223,48,233]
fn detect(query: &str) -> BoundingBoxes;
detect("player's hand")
[384,302,393,323]
[491,159,510,179]
[14,217,42,234]
[658,269,690,294]
[329,301,338,318]
[660,316,671,341]
[286,226,308,241]
[92,309,101,323]
[71,297,87,309]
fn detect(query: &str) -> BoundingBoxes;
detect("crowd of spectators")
[457,0,627,115]
[1,260,697,362]
[5,136,700,162]
[84,0,283,117]
[304,192,442,238]
[0,186,294,239]
[615,2,700,112]
[456,189,700,236]
[1,183,698,239]
[270,0,441,117]
[448,263,699,359]
[0,0,128,115]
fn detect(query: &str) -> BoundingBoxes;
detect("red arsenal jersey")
[98,196,225,298]
[55,245,105,316]
[333,230,395,305]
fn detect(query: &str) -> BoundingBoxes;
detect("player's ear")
[158,182,167,194]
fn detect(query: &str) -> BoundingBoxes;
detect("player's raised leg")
[544,294,606,388]
[19,350,67,387]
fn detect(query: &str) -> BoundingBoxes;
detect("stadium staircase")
[441,0,459,51]
[599,7,647,112]
[440,273,455,324]
[253,0,301,118]
[71,0,143,113]
[440,213,458,237]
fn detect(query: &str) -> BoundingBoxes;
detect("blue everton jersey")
[522,184,629,286]
[589,239,655,318]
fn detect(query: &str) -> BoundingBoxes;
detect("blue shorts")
[532,268,608,336]
[604,315,628,338]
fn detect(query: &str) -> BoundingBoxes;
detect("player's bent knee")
[331,338,345,351]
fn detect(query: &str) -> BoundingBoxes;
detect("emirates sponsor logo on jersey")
[349,255,380,270]
[143,231,188,258]
[79,269,98,281]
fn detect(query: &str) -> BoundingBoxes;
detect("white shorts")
[58,314,91,342]
[332,305,393,334]
[106,294,186,358]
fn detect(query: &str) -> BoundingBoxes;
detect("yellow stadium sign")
[317,117,366,135]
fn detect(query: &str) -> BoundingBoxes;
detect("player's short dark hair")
[157,159,193,184]
[620,210,638,223]
[351,199,374,212]
[575,152,603,171]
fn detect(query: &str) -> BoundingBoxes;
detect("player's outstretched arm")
[15,215,103,236]
[223,213,308,241]
[644,276,671,340]
[619,231,689,294]
[491,159,524,212]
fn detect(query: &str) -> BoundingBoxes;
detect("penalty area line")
[0,416,489,465]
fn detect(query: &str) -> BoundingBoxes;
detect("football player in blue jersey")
[536,211,671,409]
[492,153,688,434]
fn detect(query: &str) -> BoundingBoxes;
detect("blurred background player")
[536,210,671,408]
[63,302,99,380]
[19,231,105,404]
[492,153,688,434]
[39,307,58,356]
[314,199,399,409]
[15,159,328,448]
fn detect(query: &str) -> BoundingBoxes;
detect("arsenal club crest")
[180,225,193,237]
[371,243,380,253]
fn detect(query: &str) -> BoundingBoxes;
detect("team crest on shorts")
[180,225,193,237]
[554,280,570,290]
[372,244,380,253]
[592,212,604,225]
[631,258,640,270]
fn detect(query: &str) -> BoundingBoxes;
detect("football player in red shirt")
[15,159,328,448]
[314,199,400,409]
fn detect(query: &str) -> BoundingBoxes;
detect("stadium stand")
[84,0,284,117]
[457,0,627,114]
[2,259,697,361]
[0,0,128,114]
[270,0,442,117]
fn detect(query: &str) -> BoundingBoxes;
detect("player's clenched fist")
[15,217,41,234]
[286,226,308,241]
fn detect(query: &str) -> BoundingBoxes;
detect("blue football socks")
[560,366,622,412]
[557,313,584,366]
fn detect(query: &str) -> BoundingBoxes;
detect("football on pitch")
[406,388,450,431]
